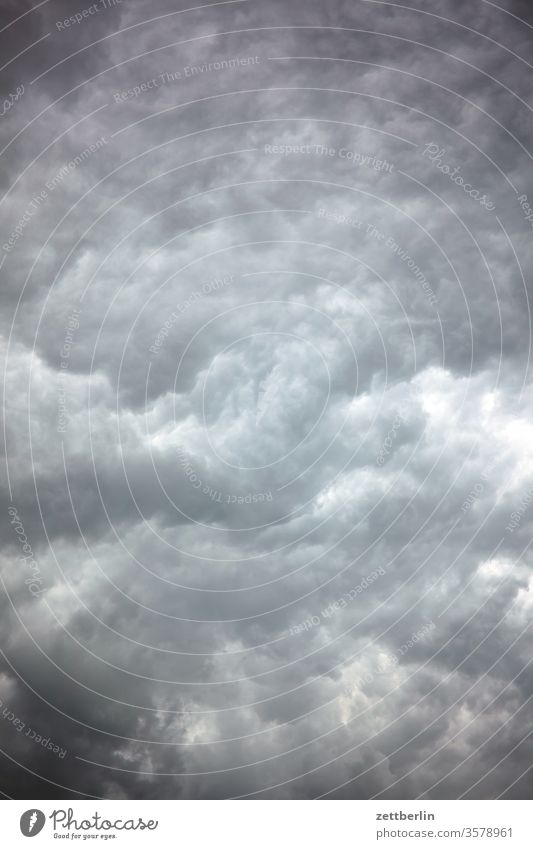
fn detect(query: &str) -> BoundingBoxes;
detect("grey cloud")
[0,0,532,802]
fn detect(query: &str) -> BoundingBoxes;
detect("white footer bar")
[1,800,531,847]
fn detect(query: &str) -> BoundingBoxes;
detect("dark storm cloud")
[0,0,532,800]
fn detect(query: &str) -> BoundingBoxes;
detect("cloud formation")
[0,0,532,799]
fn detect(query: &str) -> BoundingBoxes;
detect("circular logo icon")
[20,810,46,837]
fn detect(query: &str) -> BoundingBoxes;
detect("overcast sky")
[1,0,532,800]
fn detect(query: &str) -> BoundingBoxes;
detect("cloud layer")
[0,0,532,799]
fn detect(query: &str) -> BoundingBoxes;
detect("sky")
[0,0,532,800]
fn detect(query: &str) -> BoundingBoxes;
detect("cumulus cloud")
[0,0,532,799]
